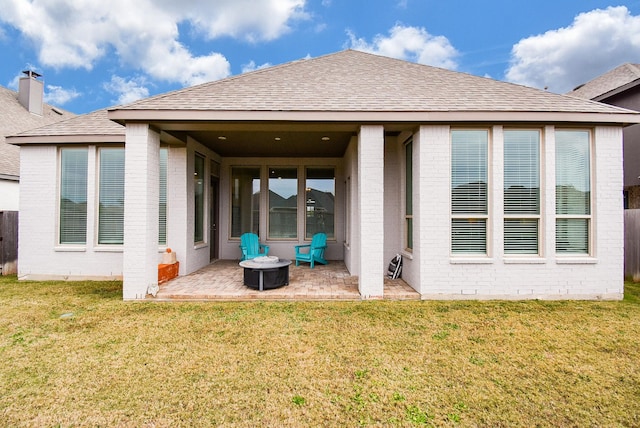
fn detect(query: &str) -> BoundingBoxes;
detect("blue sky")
[1,0,640,114]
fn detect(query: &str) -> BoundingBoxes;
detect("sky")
[1,0,640,115]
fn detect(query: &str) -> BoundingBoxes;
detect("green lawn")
[1,276,639,427]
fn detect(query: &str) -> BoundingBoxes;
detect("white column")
[123,123,160,299]
[358,125,384,298]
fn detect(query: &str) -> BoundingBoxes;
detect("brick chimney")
[18,70,44,115]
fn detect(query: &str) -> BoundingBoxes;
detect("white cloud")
[506,6,640,93]
[0,0,307,86]
[103,75,150,105]
[43,84,80,106]
[241,60,273,74]
[346,24,459,70]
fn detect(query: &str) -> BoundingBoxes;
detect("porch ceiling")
[190,129,354,157]
[156,122,363,157]
[155,121,406,157]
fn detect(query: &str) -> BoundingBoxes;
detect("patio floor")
[153,259,420,301]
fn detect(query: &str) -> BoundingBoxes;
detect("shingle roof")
[11,50,640,147]
[115,50,630,114]
[568,63,640,100]
[15,108,124,138]
[0,85,74,177]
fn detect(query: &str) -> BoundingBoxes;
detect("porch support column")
[123,123,160,300]
[358,125,385,299]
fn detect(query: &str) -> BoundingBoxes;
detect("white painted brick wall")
[358,125,384,298]
[166,145,188,275]
[408,124,624,300]
[123,124,160,299]
[18,145,123,280]
[383,135,402,265]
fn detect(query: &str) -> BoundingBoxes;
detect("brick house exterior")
[8,51,640,300]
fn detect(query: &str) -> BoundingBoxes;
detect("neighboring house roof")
[0,85,74,178]
[568,63,640,101]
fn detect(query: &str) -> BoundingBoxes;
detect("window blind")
[405,140,413,250]
[555,131,590,254]
[504,130,540,254]
[556,131,590,216]
[194,153,205,243]
[451,219,487,254]
[159,148,167,245]
[59,148,88,244]
[451,130,488,254]
[98,148,125,244]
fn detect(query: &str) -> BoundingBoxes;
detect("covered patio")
[153,260,419,301]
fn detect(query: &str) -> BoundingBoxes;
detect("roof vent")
[18,70,44,116]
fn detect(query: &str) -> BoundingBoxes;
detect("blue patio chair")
[239,233,269,261]
[295,232,328,268]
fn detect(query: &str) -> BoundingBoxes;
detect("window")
[159,148,167,245]
[556,130,591,254]
[269,167,297,239]
[59,148,88,244]
[451,130,488,254]
[405,139,413,251]
[98,148,125,245]
[504,130,540,254]
[194,153,205,243]
[231,167,260,238]
[305,167,335,239]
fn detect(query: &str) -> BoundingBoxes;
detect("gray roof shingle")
[568,63,640,100]
[0,85,75,177]
[115,50,630,114]
[15,108,124,138]
[11,51,639,147]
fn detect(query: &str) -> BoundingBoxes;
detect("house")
[0,72,74,276]
[8,50,640,300]
[568,63,640,209]
[0,72,74,210]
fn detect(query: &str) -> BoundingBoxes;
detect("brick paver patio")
[154,259,420,301]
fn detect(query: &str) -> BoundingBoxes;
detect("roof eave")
[107,109,640,125]
[7,134,125,146]
[593,79,640,102]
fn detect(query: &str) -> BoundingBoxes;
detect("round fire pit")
[239,258,292,291]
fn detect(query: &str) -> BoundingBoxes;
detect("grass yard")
[1,276,639,427]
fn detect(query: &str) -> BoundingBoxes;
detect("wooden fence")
[625,209,640,281]
[0,211,18,275]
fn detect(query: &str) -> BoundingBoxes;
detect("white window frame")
[404,138,413,252]
[194,152,206,244]
[503,129,542,256]
[450,129,491,256]
[555,129,593,256]
[96,147,125,246]
[58,147,88,247]
[304,166,336,240]
[267,166,298,240]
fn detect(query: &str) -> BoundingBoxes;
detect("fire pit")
[239,257,292,291]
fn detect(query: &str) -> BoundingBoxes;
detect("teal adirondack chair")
[295,233,328,268]
[239,233,269,261]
